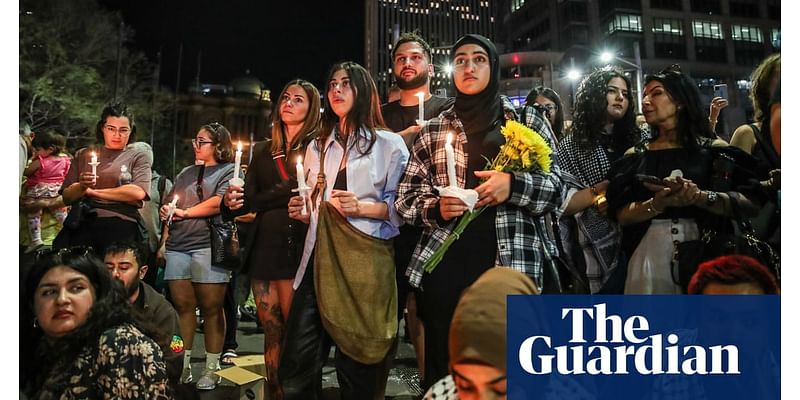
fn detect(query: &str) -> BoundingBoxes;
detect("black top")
[606,144,762,256]
[381,95,454,149]
[220,140,308,280]
[333,167,347,191]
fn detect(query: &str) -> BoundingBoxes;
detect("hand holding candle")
[444,132,457,188]
[166,195,178,226]
[292,156,311,215]
[415,92,425,125]
[89,152,100,177]
[230,141,245,187]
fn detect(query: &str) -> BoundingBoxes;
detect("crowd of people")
[19,31,779,399]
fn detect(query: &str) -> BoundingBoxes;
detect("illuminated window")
[692,20,723,39]
[652,18,683,35]
[731,25,763,43]
[607,14,642,34]
[511,0,526,12]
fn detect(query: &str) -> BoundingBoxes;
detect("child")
[22,131,71,253]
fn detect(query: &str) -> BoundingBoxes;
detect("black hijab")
[452,34,504,136]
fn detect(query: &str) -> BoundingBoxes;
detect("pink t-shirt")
[26,154,71,186]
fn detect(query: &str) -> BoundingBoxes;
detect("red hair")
[688,255,779,294]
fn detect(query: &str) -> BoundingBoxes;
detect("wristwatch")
[705,191,719,207]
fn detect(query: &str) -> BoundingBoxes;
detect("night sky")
[100,0,365,99]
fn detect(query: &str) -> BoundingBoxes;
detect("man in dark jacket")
[103,241,184,386]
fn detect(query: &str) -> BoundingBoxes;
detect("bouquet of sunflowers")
[423,120,552,273]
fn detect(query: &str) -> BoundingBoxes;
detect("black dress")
[221,140,308,281]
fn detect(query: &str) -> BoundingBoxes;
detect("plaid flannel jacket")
[395,103,562,288]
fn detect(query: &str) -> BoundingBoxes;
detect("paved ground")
[175,317,424,400]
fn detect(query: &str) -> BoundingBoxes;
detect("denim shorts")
[164,248,231,284]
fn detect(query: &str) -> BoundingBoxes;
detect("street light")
[566,69,582,81]
[599,41,643,114]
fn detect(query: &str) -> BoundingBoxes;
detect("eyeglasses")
[103,125,131,137]
[192,139,215,148]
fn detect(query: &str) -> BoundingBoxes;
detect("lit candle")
[416,92,425,124]
[167,195,178,226]
[445,132,457,188]
[230,141,245,187]
[89,152,99,177]
[295,156,309,215]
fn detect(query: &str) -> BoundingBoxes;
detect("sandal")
[220,349,238,366]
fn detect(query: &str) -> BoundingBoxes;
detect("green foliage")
[20,0,173,157]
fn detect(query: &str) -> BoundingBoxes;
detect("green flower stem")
[423,205,488,273]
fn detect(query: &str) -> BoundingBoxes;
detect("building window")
[695,37,726,62]
[731,25,763,43]
[692,20,723,39]
[729,1,759,18]
[607,14,642,34]
[653,19,686,59]
[733,41,765,67]
[690,0,722,14]
[650,0,682,11]
[599,0,642,18]
[652,18,683,35]
[559,1,587,23]
[772,29,781,50]
[563,26,590,47]
[511,0,526,12]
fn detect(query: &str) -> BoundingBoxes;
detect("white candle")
[230,141,245,187]
[89,152,99,176]
[416,92,425,123]
[445,132,457,188]
[167,194,178,225]
[295,156,309,215]
[233,141,242,180]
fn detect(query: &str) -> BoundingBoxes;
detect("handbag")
[314,202,397,364]
[673,193,780,293]
[310,139,397,365]
[196,164,242,271]
[208,216,242,271]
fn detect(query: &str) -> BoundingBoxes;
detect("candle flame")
[297,156,303,164]
[237,141,243,151]
[174,195,178,201]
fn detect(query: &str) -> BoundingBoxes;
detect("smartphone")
[635,174,666,186]
[713,84,728,99]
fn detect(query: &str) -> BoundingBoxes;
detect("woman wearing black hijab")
[396,34,563,389]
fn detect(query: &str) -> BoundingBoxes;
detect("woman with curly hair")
[21,248,169,399]
[555,67,641,293]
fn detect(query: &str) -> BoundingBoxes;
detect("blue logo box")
[507,295,779,399]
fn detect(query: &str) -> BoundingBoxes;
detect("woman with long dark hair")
[280,61,408,399]
[222,79,321,398]
[158,122,235,390]
[21,248,169,398]
[556,67,641,293]
[524,86,565,141]
[606,65,761,294]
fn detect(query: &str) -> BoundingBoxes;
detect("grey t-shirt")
[165,163,234,251]
[62,145,152,222]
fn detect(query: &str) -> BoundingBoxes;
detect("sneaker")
[180,368,193,384]
[196,367,221,390]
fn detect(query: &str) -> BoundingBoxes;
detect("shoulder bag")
[197,165,242,271]
[311,138,398,365]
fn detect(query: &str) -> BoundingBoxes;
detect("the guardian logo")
[518,304,740,376]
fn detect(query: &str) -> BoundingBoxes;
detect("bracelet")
[709,118,718,124]
[645,199,664,214]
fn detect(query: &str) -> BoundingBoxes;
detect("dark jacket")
[220,140,308,276]
[134,281,183,386]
